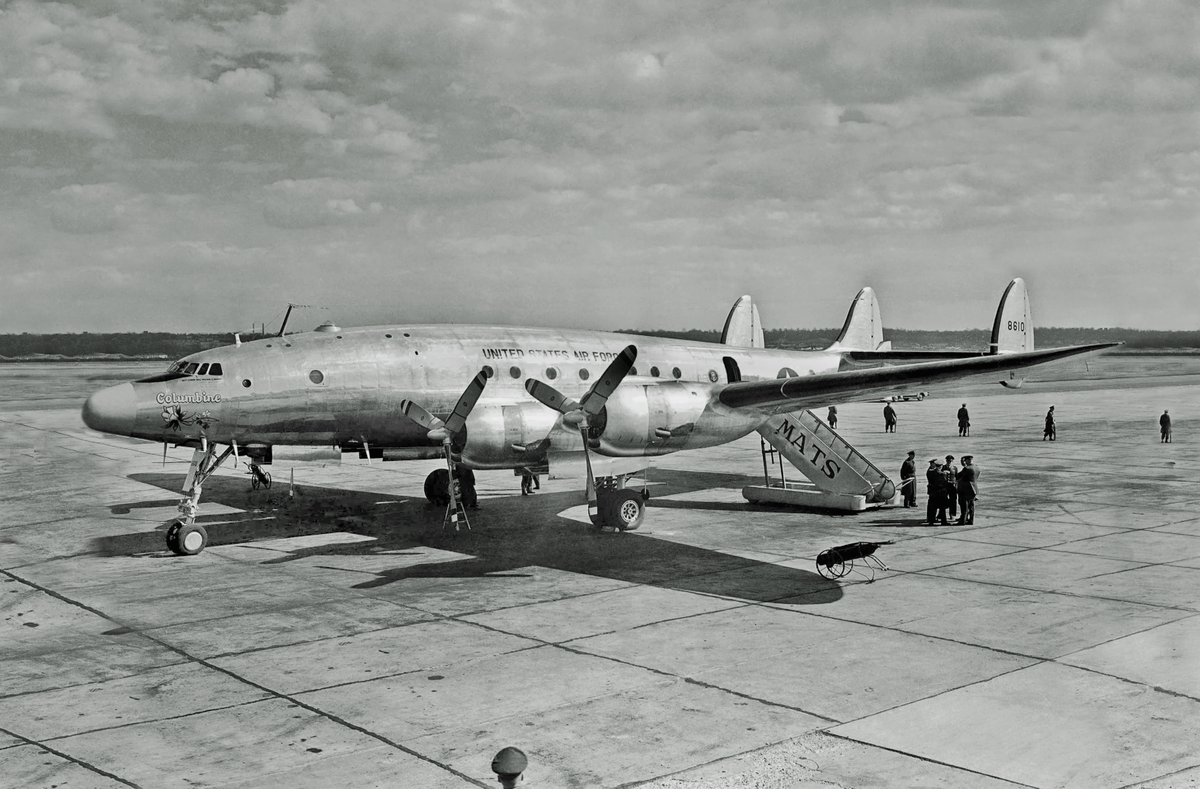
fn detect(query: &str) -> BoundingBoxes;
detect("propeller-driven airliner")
[82,278,1117,555]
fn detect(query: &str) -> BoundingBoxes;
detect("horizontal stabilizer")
[827,287,888,352]
[990,278,1034,354]
[721,295,764,349]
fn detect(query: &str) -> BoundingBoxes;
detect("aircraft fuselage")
[85,324,843,469]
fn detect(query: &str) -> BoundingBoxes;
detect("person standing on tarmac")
[957,455,978,525]
[884,402,897,433]
[926,459,947,525]
[1160,410,1172,443]
[942,455,958,522]
[828,405,838,429]
[900,450,918,508]
[1044,406,1056,441]
[957,403,970,437]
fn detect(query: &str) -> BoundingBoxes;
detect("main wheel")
[424,468,451,506]
[167,522,208,556]
[602,489,645,531]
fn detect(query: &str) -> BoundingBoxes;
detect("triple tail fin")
[989,278,1034,354]
[826,287,890,352]
[721,295,765,349]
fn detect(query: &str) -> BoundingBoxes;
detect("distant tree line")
[1,327,1197,360]
[0,332,269,360]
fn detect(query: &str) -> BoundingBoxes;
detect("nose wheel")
[166,521,209,556]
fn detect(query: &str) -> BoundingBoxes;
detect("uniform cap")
[945,455,954,460]
[906,450,915,457]
[962,455,973,461]
[929,459,940,464]
[492,747,528,776]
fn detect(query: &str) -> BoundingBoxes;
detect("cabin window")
[631,367,638,376]
[385,334,392,338]
[509,366,521,379]
[482,365,494,378]
[242,379,252,388]
[209,363,222,376]
[650,366,660,377]
[579,369,590,381]
[708,369,719,382]
[672,367,682,379]
[546,367,558,380]
[309,370,325,384]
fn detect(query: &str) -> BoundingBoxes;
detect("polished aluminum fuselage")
[126,324,843,467]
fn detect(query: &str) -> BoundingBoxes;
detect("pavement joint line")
[0,567,494,788]
[0,724,144,789]
[613,733,825,789]
[822,730,1041,789]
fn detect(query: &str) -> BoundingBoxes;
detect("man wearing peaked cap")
[926,459,947,525]
[957,455,978,525]
[943,455,958,521]
[900,451,918,508]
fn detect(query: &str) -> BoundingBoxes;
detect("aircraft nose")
[82,383,137,435]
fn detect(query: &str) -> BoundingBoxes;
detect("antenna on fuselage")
[277,303,326,336]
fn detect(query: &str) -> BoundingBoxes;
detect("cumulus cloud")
[48,183,132,234]
[261,178,385,228]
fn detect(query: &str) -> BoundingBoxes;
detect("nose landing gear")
[166,442,233,556]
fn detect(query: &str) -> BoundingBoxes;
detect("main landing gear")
[165,441,234,556]
[591,475,647,532]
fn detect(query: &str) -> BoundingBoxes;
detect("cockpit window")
[197,363,209,375]
[209,363,222,376]
[183,362,199,375]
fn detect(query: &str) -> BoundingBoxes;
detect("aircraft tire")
[167,522,208,556]
[602,489,644,531]
[424,468,451,506]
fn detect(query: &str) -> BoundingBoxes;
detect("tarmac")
[2,360,1200,788]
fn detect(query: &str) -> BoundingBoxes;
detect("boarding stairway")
[743,409,898,512]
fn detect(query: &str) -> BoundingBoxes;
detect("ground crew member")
[520,467,539,495]
[942,455,958,521]
[900,450,917,508]
[455,465,478,509]
[957,403,970,436]
[1160,410,1172,443]
[828,405,838,429]
[884,402,897,433]
[957,455,978,524]
[1044,406,1056,441]
[926,459,947,525]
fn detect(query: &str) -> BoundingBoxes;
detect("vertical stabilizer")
[990,278,1034,354]
[826,287,889,352]
[721,295,765,349]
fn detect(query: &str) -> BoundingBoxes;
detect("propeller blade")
[579,345,637,416]
[524,378,580,414]
[443,371,488,436]
[400,399,444,431]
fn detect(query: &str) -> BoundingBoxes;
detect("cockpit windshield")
[135,360,223,384]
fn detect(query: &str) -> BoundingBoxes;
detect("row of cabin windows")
[169,361,223,376]
[481,364,696,381]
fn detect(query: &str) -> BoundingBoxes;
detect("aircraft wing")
[717,343,1120,414]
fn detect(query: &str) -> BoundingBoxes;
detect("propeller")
[400,371,488,528]
[525,345,637,431]
[524,345,637,523]
[401,371,488,444]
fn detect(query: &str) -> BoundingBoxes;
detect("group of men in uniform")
[900,450,978,525]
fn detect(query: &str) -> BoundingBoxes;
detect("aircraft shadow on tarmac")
[93,471,843,606]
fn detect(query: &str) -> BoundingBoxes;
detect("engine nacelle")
[459,402,561,468]
[593,382,714,456]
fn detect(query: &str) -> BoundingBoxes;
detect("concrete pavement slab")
[1062,615,1200,698]
[1054,563,1200,610]
[0,662,271,742]
[210,619,539,695]
[298,644,671,742]
[0,743,132,789]
[1053,529,1200,564]
[832,661,1200,789]
[460,584,744,643]
[925,547,1145,592]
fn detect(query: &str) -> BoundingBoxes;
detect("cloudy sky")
[2,0,1198,334]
